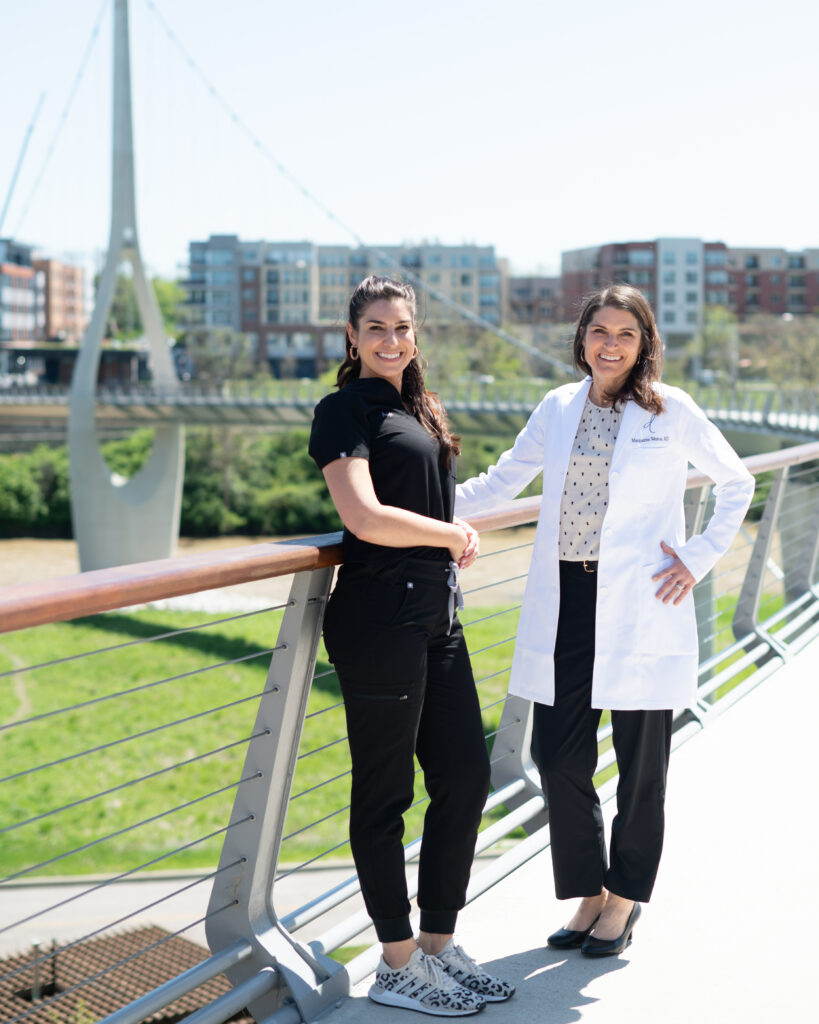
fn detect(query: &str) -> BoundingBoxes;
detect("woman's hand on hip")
[453,516,480,569]
[652,540,696,605]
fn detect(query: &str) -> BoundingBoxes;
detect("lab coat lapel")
[555,379,592,476]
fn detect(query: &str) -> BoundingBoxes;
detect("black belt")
[560,559,598,574]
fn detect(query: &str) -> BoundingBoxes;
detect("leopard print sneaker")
[368,946,485,1016]
[435,939,515,1002]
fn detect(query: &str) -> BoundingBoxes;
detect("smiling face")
[583,305,643,399]
[348,297,417,390]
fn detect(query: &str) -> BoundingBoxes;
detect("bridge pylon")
[69,0,184,571]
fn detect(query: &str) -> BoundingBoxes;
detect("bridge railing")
[1,442,818,1024]
[2,379,818,416]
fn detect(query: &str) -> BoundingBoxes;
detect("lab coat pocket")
[636,562,697,656]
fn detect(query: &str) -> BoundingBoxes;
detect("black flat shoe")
[581,902,641,957]
[547,916,600,949]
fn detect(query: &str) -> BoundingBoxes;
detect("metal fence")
[1,441,818,1024]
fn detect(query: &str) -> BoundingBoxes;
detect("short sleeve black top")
[309,377,455,566]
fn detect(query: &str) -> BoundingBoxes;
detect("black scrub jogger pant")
[323,560,491,943]
[530,559,673,903]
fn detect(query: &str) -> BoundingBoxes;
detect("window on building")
[460,273,472,286]
[685,251,699,265]
[663,291,675,304]
[242,269,255,282]
[706,270,727,284]
[745,274,758,287]
[663,270,676,284]
[788,255,805,269]
[628,249,654,266]
[789,275,805,287]
[745,255,759,269]
[664,310,676,323]
[662,251,676,265]
[705,250,726,266]
[207,249,234,266]
[771,256,782,267]
[685,271,698,284]
[685,291,698,303]
[209,270,233,285]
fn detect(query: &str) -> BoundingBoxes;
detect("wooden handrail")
[0,503,546,635]
[685,439,819,488]
[2,441,818,636]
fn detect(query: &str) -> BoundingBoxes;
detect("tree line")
[0,428,519,539]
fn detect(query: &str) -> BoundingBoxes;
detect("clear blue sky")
[2,0,817,279]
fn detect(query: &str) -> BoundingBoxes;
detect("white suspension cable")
[142,0,573,374]
[12,0,111,238]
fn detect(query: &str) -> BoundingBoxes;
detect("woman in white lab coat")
[456,285,754,957]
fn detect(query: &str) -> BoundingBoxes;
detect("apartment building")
[185,236,507,375]
[507,276,561,324]
[0,239,45,343]
[33,257,86,343]
[725,247,819,318]
[561,238,819,346]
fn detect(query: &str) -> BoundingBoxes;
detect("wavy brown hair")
[336,275,461,468]
[572,284,665,415]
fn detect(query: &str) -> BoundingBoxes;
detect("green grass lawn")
[0,603,521,879]
[0,585,786,880]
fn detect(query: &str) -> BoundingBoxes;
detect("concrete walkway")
[3,647,815,1022]
[330,645,818,1024]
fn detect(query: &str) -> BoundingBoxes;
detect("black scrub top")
[309,377,455,566]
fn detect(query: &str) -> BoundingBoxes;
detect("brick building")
[32,257,86,343]
[561,238,819,346]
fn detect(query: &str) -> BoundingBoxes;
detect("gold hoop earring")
[349,346,359,360]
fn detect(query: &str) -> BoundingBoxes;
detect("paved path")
[329,645,818,1024]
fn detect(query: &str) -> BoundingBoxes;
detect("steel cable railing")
[0,443,818,1024]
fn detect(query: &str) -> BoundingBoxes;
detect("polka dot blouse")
[558,396,623,560]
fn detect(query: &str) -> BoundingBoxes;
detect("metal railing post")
[780,476,819,600]
[488,696,547,835]
[733,466,789,654]
[685,483,714,664]
[205,566,348,1024]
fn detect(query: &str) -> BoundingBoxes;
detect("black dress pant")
[323,559,491,943]
[530,560,673,904]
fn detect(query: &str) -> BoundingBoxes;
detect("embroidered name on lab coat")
[632,415,669,444]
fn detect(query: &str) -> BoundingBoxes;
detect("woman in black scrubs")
[309,276,513,1017]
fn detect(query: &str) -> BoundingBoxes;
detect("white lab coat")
[456,379,755,710]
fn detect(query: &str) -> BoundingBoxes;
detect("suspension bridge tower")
[68,0,184,571]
